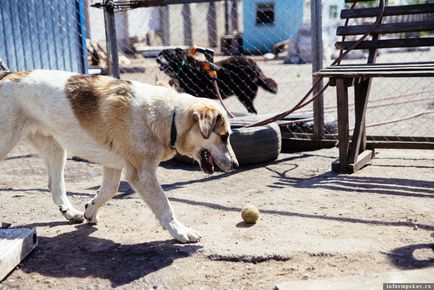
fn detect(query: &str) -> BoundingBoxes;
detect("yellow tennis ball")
[241,204,259,224]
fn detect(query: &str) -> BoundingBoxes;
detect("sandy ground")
[0,141,433,289]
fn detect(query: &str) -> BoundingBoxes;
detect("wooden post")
[116,10,131,53]
[182,4,192,46]
[159,6,170,46]
[224,0,229,35]
[334,79,350,173]
[83,0,91,38]
[311,0,324,144]
[103,1,120,79]
[207,1,217,47]
[231,0,239,33]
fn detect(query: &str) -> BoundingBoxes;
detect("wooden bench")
[314,0,434,173]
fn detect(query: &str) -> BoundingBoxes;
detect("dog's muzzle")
[156,55,170,72]
[199,148,239,175]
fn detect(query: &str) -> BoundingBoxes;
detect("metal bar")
[224,0,229,35]
[159,5,170,46]
[103,1,121,79]
[182,4,192,46]
[92,0,224,8]
[207,1,217,47]
[311,0,324,143]
[231,0,238,33]
[77,0,89,74]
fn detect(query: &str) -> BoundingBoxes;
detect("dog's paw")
[84,202,98,224]
[59,206,84,224]
[168,219,201,243]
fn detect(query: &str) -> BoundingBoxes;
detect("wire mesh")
[0,0,432,140]
[87,0,434,140]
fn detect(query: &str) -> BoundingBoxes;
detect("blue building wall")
[0,0,87,73]
[243,0,304,54]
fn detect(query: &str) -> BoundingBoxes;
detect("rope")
[212,79,235,118]
[245,0,386,128]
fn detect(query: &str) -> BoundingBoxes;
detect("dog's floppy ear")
[175,48,186,57]
[192,107,218,139]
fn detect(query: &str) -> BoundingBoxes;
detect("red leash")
[191,46,235,118]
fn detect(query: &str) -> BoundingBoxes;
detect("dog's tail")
[254,63,277,94]
[258,76,278,94]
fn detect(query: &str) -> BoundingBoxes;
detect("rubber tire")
[229,120,281,165]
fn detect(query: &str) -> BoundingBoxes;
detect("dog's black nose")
[232,161,239,170]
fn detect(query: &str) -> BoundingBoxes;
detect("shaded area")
[168,197,434,231]
[18,223,200,287]
[387,243,434,269]
[207,253,291,264]
[267,168,434,199]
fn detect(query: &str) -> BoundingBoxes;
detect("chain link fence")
[86,0,434,141]
[0,0,433,141]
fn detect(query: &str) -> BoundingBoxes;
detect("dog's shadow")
[18,223,201,287]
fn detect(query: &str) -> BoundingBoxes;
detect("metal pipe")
[103,0,120,79]
[311,0,324,142]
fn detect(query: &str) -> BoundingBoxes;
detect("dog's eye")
[220,134,229,143]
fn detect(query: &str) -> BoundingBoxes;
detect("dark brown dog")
[156,48,278,114]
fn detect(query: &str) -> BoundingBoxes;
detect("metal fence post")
[311,0,324,144]
[208,1,217,47]
[103,0,120,79]
[182,4,192,46]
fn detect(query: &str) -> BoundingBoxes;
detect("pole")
[103,0,120,79]
[311,0,324,144]
[207,1,217,47]
[224,0,229,35]
[231,0,238,33]
[182,4,192,46]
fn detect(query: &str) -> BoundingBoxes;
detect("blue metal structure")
[0,0,88,73]
[242,0,304,54]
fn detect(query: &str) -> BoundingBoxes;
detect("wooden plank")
[322,63,434,70]
[92,0,224,9]
[321,68,434,74]
[0,228,38,281]
[336,37,434,50]
[320,66,434,73]
[348,79,371,164]
[367,141,434,150]
[341,4,434,19]
[349,149,375,173]
[345,0,373,2]
[314,70,434,78]
[282,132,434,144]
[336,79,350,172]
[367,136,434,142]
[337,22,434,36]
[333,62,434,67]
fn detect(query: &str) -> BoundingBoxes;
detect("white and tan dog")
[0,70,238,243]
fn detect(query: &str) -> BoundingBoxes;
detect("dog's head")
[156,48,187,78]
[176,99,239,174]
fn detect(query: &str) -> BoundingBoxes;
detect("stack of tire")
[175,116,282,166]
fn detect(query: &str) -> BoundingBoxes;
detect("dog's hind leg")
[0,129,22,161]
[26,132,84,223]
[0,111,26,161]
[84,167,122,224]
[239,95,258,114]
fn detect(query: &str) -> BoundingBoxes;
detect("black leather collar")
[170,111,177,149]
[0,71,12,80]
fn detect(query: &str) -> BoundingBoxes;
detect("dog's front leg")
[127,169,201,243]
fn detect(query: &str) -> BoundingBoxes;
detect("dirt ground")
[0,140,433,289]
